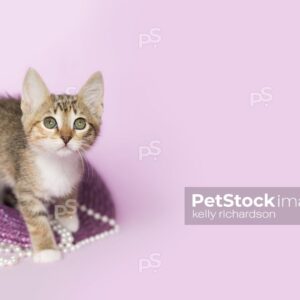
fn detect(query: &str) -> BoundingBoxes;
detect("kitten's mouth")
[57,145,74,154]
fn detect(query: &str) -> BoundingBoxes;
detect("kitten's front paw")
[59,214,80,232]
[33,249,62,264]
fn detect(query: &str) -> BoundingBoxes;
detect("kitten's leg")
[55,190,80,233]
[16,189,61,263]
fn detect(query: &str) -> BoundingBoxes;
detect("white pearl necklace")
[0,204,119,267]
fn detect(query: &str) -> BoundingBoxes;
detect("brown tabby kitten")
[0,68,104,263]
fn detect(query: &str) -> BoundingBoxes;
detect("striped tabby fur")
[0,69,104,263]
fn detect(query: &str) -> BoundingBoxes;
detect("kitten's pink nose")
[61,136,72,145]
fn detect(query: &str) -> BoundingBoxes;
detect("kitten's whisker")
[77,151,86,181]
[79,150,93,181]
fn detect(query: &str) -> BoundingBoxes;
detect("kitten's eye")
[74,118,86,130]
[43,117,57,129]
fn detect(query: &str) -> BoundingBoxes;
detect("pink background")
[0,0,299,299]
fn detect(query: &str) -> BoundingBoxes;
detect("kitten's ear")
[21,68,50,114]
[78,72,104,119]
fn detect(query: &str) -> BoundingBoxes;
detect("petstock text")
[185,188,300,225]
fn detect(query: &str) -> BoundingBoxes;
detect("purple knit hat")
[0,161,118,267]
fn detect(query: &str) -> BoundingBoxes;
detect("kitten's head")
[21,68,104,157]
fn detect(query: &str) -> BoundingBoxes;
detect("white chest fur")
[34,152,82,200]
